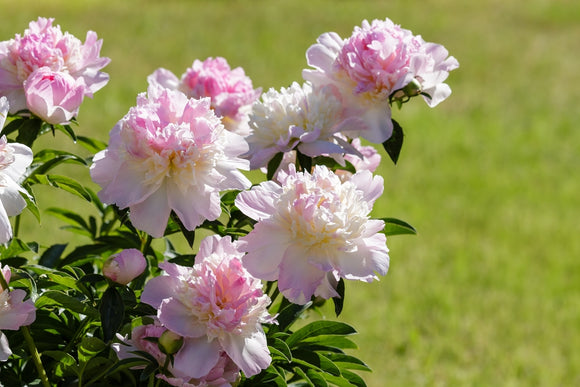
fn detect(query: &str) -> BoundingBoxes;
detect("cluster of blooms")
[0,16,457,385]
[0,17,110,124]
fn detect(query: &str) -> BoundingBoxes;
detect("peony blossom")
[245,81,365,170]
[0,17,110,114]
[148,57,261,135]
[115,319,241,386]
[303,18,458,143]
[103,248,147,285]
[0,264,36,361]
[235,164,389,305]
[24,67,84,124]
[141,235,273,377]
[0,97,33,244]
[90,85,251,237]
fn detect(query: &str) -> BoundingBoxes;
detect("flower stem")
[22,326,50,387]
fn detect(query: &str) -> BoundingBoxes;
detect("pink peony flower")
[114,319,241,386]
[245,81,365,170]
[303,18,458,143]
[90,85,251,237]
[141,235,273,377]
[148,57,261,136]
[103,248,147,285]
[0,17,110,113]
[336,138,381,181]
[0,264,36,361]
[235,164,389,305]
[24,67,84,124]
[0,97,33,244]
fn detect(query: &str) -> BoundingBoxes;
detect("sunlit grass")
[3,0,580,385]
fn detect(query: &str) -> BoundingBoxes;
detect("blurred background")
[2,0,579,385]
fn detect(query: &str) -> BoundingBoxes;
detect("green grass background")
[2,0,579,385]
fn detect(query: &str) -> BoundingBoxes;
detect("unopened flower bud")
[103,249,147,285]
[158,330,183,355]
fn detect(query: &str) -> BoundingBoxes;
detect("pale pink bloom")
[245,81,365,170]
[148,57,261,136]
[141,235,273,377]
[0,17,110,113]
[303,18,457,142]
[103,248,147,285]
[90,86,251,237]
[0,97,33,244]
[24,67,84,124]
[159,350,240,387]
[236,164,389,305]
[113,318,169,368]
[336,138,381,181]
[0,264,36,361]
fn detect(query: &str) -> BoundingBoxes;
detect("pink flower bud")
[103,249,147,285]
[24,67,84,124]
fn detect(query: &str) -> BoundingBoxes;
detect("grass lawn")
[3,0,580,385]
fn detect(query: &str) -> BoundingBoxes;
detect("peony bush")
[0,16,457,386]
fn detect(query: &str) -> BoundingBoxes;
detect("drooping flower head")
[148,57,261,135]
[0,264,36,361]
[235,164,389,305]
[303,18,458,143]
[0,97,33,244]
[90,85,251,237]
[0,17,110,113]
[245,81,365,170]
[141,235,273,377]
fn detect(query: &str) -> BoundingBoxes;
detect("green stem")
[13,214,21,239]
[22,326,50,387]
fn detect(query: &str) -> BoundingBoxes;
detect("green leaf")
[21,189,40,222]
[38,243,67,268]
[28,174,92,201]
[324,353,371,372]
[306,369,330,387]
[35,290,99,318]
[272,301,312,333]
[382,119,404,165]
[100,287,125,343]
[14,117,43,147]
[267,152,284,181]
[78,336,106,365]
[301,336,358,350]
[380,217,417,236]
[1,117,26,136]
[76,135,108,153]
[296,151,312,172]
[332,278,345,317]
[54,123,78,142]
[286,321,357,348]
[0,238,38,259]
[293,350,341,377]
[268,337,292,362]
[29,149,88,176]
[43,350,79,377]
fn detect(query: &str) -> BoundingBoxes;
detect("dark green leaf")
[54,123,78,142]
[76,135,108,153]
[272,301,312,333]
[38,243,67,268]
[78,336,106,365]
[332,278,345,317]
[286,321,357,348]
[43,350,79,377]
[382,119,404,165]
[100,287,125,343]
[301,336,358,350]
[380,217,417,236]
[1,117,26,136]
[267,152,284,181]
[21,190,40,222]
[306,369,330,387]
[28,174,92,201]
[296,151,312,172]
[15,118,42,147]
[268,337,292,362]
[35,290,99,318]
[293,350,341,376]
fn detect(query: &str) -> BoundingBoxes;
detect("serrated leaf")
[382,119,404,165]
[380,217,417,236]
[286,321,357,348]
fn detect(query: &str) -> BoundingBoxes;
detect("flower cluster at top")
[0,17,110,124]
[0,16,457,386]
